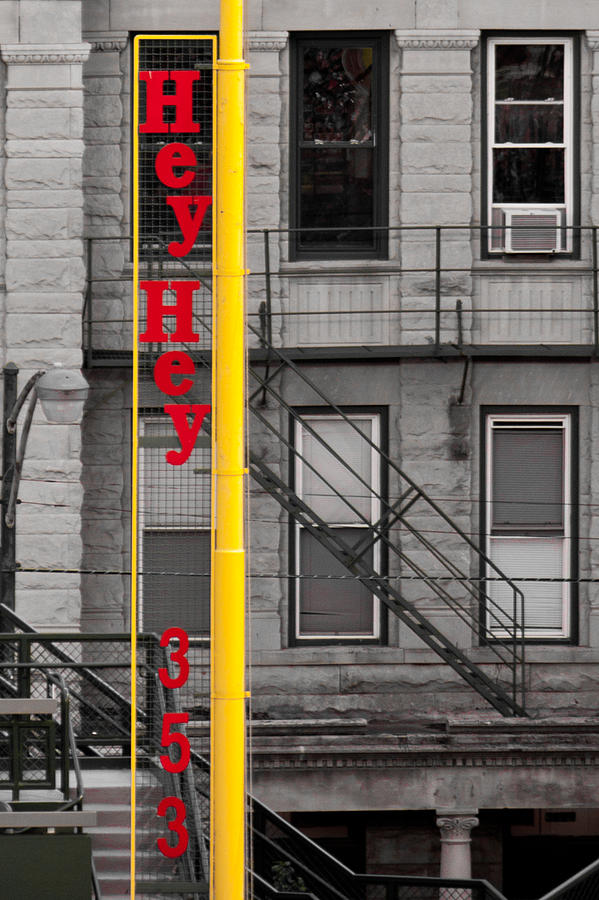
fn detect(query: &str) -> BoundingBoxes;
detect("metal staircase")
[0,608,510,900]
[247,331,527,717]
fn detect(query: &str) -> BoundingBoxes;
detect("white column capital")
[587,31,599,51]
[436,814,480,843]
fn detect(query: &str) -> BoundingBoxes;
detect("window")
[485,36,578,254]
[292,412,383,641]
[290,33,388,259]
[483,411,577,640]
[139,416,211,635]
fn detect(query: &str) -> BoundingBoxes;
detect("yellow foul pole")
[211,1,247,899]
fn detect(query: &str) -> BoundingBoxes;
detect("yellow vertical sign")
[132,34,218,899]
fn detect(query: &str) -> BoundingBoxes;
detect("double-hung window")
[139,416,211,635]
[483,411,576,640]
[290,33,389,259]
[485,36,577,254]
[292,412,383,641]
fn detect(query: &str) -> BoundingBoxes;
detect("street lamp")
[0,362,89,611]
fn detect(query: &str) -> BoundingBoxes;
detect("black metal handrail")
[0,609,206,892]
[83,226,599,364]
[0,664,103,898]
[82,233,530,715]
[537,856,599,900]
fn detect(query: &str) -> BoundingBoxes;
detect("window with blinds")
[293,413,381,640]
[139,417,211,635]
[485,413,573,639]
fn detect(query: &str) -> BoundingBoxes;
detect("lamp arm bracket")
[5,389,38,528]
[6,371,45,434]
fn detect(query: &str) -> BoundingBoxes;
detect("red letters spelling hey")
[139,68,212,466]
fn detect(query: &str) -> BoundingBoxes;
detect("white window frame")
[294,413,381,640]
[485,412,572,639]
[487,36,574,253]
[138,415,211,636]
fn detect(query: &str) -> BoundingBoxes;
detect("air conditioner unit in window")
[504,208,564,253]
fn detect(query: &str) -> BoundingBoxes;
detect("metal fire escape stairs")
[246,321,527,718]
[91,237,528,717]
[163,264,527,717]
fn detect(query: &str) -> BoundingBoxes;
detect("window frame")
[289,407,388,645]
[138,412,211,638]
[289,32,389,262]
[480,406,578,643]
[481,33,580,258]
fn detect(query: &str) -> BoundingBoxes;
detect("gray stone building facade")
[4,0,599,896]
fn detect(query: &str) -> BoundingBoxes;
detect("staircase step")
[93,850,130,875]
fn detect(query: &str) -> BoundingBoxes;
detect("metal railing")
[82,232,529,715]
[249,796,508,900]
[537,857,599,900]
[83,226,599,363]
[0,606,208,895]
[0,661,103,898]
[0,609,512,900]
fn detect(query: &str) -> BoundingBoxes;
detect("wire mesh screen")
[135,34,215,898]
[138,37,214,261]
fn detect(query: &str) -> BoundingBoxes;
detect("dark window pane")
[303,47,373,143]
[299,528,374,635]
[495,104,563,144]
[492,429,563,529]
[299,147,374,248]
[142,530,210,635]
[493,148,564,203]
[495,44,564,101]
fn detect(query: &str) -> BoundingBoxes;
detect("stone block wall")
[0,19,90,630]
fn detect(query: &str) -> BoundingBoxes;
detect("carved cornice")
[436,815,479,841]
[1,43,91,64]
[248,32,288,52]
[84,33,128,53]
[394,30,480,49]
[252,752,599,770]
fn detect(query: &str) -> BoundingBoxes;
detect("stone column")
[394,30,479,346]
[436,810,479,880]
[587,32,599,649]
[246,32,288,652]
[1,35,90,629]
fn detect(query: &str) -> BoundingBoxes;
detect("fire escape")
[85,223,599,718]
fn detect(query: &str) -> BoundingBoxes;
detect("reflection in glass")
[495,44,564,101]
[495,104,563,144]
[300,147,375,248]
[493,149,564,203]
[303,47,373,143]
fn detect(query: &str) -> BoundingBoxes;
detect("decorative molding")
[0,43,91,65]
[248,32,288,52]
[394,30,480,49]
[436,815,479,842]
[84,33,128,53]
[252,752,599,770]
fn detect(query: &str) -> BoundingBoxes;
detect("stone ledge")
[83,32,128,53]
[1,43,91,65]
[395,30,480,50]
[248,32,288,52]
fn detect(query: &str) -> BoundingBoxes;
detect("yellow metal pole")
[211,1,247,899]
